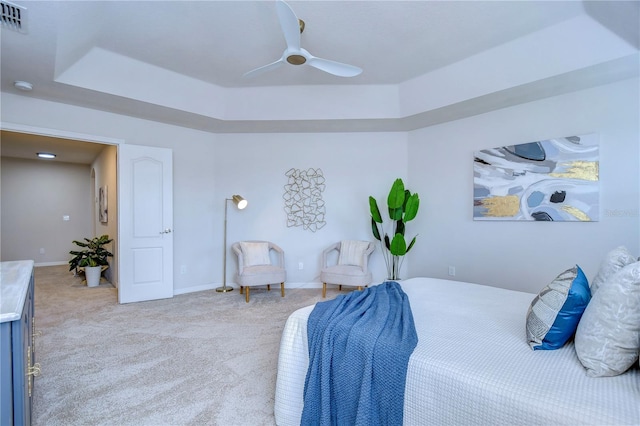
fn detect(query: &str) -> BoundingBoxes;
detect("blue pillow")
[526,265,591,350]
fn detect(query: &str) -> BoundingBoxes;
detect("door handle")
[159,228,172,234]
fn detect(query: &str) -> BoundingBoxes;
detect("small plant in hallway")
[69,234,113,287]
[369,178,420,280]
[68,234,113,270]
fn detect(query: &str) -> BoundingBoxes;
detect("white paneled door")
[118,144,173,304]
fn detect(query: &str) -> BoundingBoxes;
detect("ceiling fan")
[243,0,362,78]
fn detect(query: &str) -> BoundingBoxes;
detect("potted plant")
[369,178,420,280]
[69,234,113,287]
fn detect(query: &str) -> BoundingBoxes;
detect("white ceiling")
[3,1,591,87]
[1,1,639,162]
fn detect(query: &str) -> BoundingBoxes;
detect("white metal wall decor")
[283,168,326,232]
[473,134,599,221]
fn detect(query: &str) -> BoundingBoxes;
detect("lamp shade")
[232,195,248,209]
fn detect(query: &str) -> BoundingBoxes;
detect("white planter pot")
[85,266,102,287]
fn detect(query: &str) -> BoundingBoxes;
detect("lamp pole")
[217,195,247,293]
[217,198,234,293]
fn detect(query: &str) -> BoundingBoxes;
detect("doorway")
[0,125,121,286]
[1,123,175,304]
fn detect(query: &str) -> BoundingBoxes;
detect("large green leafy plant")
[68,234,114,271]
[369,178,420,280]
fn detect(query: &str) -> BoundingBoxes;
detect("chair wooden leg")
[357,286,363,291]
[280,282,285,297]
[267,284,271,291]
[240,286,244,294]
[245,287,250,303]
[339,285,342,291]
[322,283,327,298]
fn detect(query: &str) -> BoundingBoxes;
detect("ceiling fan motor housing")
[287,54,306,65]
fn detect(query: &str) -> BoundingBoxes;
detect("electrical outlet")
[298,262,304,270]
[448,266,456,276]
[180,265,187,275]
[39,248,45,255]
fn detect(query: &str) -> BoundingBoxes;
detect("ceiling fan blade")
[244,0,363,79]
[306,56,363,77]
[276,0,301,51]
[243,58,285,78]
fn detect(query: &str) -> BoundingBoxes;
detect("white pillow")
[338,240,370,267]
[239,242,271,266]
[574,261,640,377]
[590,246,636,295]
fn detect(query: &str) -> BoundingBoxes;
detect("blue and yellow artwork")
[473,134,599,221]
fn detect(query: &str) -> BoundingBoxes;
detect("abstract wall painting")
[283,168,326,232]
[473,134,599,221]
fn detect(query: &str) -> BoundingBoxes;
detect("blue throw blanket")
[301,281,418,426]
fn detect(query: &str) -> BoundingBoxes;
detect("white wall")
[1,95,221,292]
[91,145,118,285]
[1,76,637,296]
[1,157,92,264]
[407,77,640,293]
[212,132,407,287]
[0,93,407,293]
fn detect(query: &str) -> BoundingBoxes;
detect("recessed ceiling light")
[37,152,56,159]
[14,80,33,91]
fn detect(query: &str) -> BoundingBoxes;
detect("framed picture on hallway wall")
[99,185,108,223]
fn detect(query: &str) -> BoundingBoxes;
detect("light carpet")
[32,265,329,426]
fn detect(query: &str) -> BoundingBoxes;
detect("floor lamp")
[217,194,248,293]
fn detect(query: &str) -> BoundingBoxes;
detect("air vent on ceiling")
[1,1,27,34]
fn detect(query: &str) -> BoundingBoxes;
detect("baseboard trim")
[173,281,324,296]
[173,283,219,295]
[35,261,69,267]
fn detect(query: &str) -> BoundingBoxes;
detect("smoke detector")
[14,80,32,91]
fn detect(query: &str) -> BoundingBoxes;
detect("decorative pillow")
[338,240,370,266]
[526,265,591,350]
[239,242,271,266]
[590,246,636,295]
[575,261,640,377]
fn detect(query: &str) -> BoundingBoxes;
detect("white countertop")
[0,260,35,323]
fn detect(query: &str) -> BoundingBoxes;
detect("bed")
[274,277,640,425]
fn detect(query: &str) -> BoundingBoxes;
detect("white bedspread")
[274,277,640,425]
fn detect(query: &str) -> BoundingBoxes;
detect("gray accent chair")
[232,241,286,303]
[320,240,375,298]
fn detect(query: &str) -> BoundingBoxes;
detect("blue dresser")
[1,260,37,426]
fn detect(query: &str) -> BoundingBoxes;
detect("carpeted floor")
[32,265,328,426]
